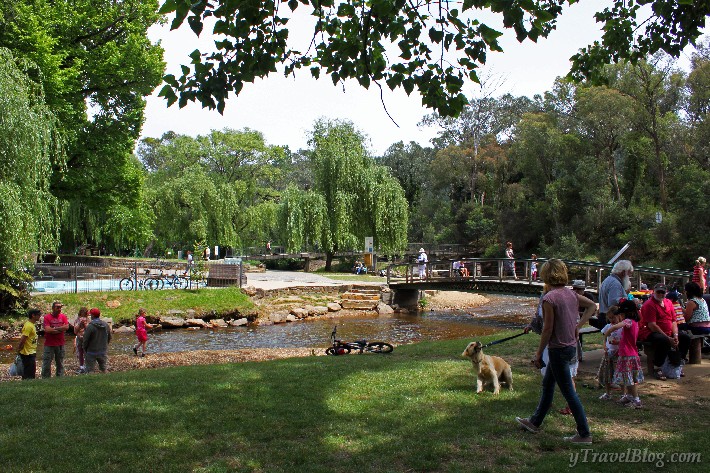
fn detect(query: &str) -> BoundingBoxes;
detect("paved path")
[244,270,348,290]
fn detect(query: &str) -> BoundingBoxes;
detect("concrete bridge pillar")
[392,287,420,310]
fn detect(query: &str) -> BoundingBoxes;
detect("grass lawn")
[320,272,386,283]
[24,288,255,324]
[1,332,705,472]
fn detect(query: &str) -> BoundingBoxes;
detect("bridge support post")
[304,257,310,272]
[391,287,420,310]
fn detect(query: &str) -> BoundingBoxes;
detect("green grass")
[1,333,706,472]
[320,272,385,283]
[25,287,255,323]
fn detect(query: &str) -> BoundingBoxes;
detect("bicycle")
[119,269,162,291]
[156,270,189,290]
[325,325,394,355]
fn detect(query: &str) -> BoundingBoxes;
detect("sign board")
[655,211,662,224]
[365,237,374,253]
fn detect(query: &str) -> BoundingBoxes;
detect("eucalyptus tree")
[686,40,710,166]
[0,49,64,311]
[605,57,686,210]
[159,1,709,117]
[278,120,408,269]
[378,141,435,207]
[574,86,636,202]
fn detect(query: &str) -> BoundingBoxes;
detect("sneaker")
[618,395,632,405]
[515,417,541,433]
[627,399,642,409]
[599,393,612,401]
[563,434,593,444]
[133,347,138,356]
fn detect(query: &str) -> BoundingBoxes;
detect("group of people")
[517,257,710,444]
[14,302,155,380]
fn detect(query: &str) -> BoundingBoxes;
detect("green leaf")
[189,49,202,64]
[158,0,178,15]
[429,27,444,44]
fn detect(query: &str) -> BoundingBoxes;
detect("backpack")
[8,355,23,377]
[660,350,683,379]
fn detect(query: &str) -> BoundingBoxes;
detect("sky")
[140,2,698,156]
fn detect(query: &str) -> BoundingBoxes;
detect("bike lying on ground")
[325,325,394,355]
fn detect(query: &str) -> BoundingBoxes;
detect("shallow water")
[1,295,537,362]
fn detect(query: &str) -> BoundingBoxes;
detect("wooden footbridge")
[386,258,693,307]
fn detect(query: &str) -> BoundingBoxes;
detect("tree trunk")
[325,252,334,271]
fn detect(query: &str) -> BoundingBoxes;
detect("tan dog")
[461,341,513,395]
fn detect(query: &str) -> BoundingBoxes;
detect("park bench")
[637,332,708,374]
[687,333,710,364]
[577,326,600,361]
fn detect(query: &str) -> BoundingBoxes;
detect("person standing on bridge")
[589,260,633,330]
[505,242,517,279]
[417,248,428,280]
[692,257,707,294]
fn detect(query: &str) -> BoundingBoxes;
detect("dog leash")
[482,332,528,348]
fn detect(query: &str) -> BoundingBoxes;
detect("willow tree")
[0,49,64,311]
[278,120,408,270]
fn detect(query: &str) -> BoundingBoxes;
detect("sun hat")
[419,248,425,253]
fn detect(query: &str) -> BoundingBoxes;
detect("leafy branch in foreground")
[158,0,709,117]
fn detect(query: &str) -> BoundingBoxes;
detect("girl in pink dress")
[610,300,645,408]
[133,308,154,357]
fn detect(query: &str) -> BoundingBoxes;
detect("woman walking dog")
[516,259,596,444]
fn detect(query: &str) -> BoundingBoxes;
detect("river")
[1,295,537,363]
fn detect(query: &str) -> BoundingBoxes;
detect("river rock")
[210,318,228,328]
[106,300,121,309]
[286,314,297,322]
[186,318,209,328]
[100,317,114,327]
[376,303,394,315]
[327,302,342,312]
[290,308,309,318]
[168,309,185,315]
[311,306,329,316]
[229,318,248,327]
[0,329,7,339]
[187,326,201,331]
[303,305,316,315]
[159,316,186,328]
[269,312,288,324]
[186,309,197,318]
[113,325,134,334]
[242,286,257,296]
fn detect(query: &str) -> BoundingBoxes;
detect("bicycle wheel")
[174,277,188,289]
[144,278,162,290]
[119,278,134,291]
[325,346,351,356]
[365,342,394,354]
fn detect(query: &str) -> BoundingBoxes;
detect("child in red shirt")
[610,300,644,408]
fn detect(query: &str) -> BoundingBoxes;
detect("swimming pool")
[31,279,123,293]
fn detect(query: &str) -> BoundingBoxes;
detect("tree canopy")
[0,0,165,251]
[0,48,63,268]
[159,0,710,116]
[278,120,409,269]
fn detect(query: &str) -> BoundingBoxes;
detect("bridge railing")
[387,258,692,291]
